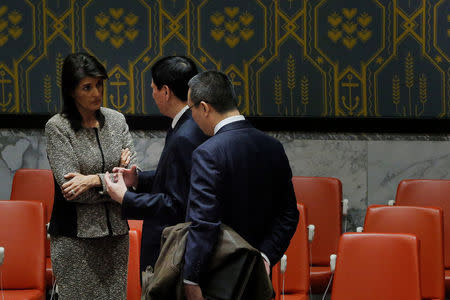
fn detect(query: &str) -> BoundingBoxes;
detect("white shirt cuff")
[261,252,270,266]
[183,279,199,285]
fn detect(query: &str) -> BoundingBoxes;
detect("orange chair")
[127,229,142,300]
[0,201,46,300]
[395,179,450,296]
[363,205,444,300]
[10,169,55,220]
[272,204,310,300]
[331,233,422,300]
[128,219,143,233]
[10,168,55,289]
[291,176,342,293]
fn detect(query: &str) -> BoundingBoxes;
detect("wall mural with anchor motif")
[0,0,448,118]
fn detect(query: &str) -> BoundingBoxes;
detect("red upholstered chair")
[128,219,143,233]
[291,176,342,293]
[395,179,450,297]
[10,168,55,289]
[363,205,444,300]
[331,233,422,300]
[272,204,310,300]
[127,229,142,300]
[10,169,55,220]
[0,201,46,300]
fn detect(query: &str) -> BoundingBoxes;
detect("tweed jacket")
[46,107,138,238]
[142,222,273,300]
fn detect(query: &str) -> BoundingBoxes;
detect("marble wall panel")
[2,128,450,232]
[368,140,450,206]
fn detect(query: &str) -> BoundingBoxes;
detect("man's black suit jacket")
[183,120,299,283]
[122,110,207,272]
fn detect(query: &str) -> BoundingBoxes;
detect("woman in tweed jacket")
[45,52,137,299]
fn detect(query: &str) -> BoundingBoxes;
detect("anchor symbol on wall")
[109,73,128,111]
[341,74,360,116]
[0,70,12,112]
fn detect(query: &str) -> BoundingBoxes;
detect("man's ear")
[200,101,210,113]
[162,85,170,97]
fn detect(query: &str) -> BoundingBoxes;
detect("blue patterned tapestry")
[0,0,448,118]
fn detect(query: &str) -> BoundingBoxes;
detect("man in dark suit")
[182,71,299,300]
[105,56,208,273]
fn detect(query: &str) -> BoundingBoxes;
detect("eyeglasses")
[188,102,200,110]
[188,101,215,110]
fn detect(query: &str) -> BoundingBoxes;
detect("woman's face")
[72,76,104,114]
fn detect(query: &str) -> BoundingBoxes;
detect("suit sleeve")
[121,135,196,220]
[258,146,299,266]
[97,113,140,193]
[183,148,222,283]
[45,120,110,204]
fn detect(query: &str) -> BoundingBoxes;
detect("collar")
[214,115,245,135]
[171,105,189,129]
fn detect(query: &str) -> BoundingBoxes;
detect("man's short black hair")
[188,71,237,113]
[151,56,198,102]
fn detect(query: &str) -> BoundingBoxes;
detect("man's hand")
[112,165,138,188]
[184,284,205,300]
[105,171,127,204]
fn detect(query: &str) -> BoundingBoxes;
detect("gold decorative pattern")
[341,74,360,116]
[0,0,448,118]
[301,75,309,114]
[43,74,53,111]
[448,14,450,37]
[109,73,128,112]
[392,74,401,112]
[327,8,372,50]
[210,7,254,48]
[287,54,296,115]
[274,75,282,114]
[0,70,12,112]
[417,73,427,116]
[405,52,414,115]
[0,6,23,47]
[95,9,139,49]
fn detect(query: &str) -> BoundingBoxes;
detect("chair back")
[331,233,421,300]
[272,204,310,299]
[396,179,450,269]
[128,219,143,233]
[127,229,142,300]
[364,205,445,300]
[0,201,46,294]
[10,168,54,223]
[292,176,342,265]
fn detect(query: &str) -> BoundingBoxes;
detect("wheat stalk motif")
[392,74,400,113]
[301,76,309,114]
[287,54,296,115]
[405,52,414,116]
[56,53,63,88]
[44,74,52,111]
[419,73,427,105]
[415,73,428,116]
[56,53,64,109]
[274,75,282,115]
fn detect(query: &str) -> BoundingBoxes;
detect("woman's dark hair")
[61,52,108,130]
